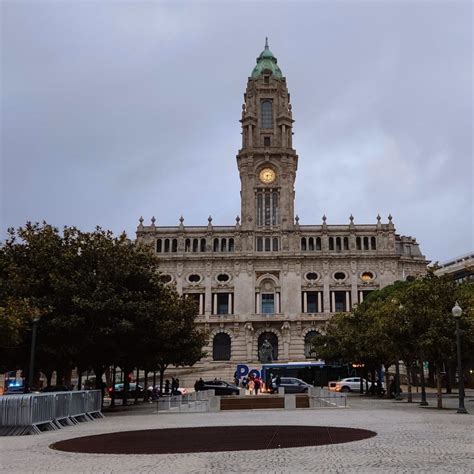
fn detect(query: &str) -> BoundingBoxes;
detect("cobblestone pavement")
[1,396,473,473]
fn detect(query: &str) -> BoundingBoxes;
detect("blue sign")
[236,364,261,379]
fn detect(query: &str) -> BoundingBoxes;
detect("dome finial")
[265,36,269,48]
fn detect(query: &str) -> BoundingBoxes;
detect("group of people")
[236,373,282,395]
[194,377,205,392]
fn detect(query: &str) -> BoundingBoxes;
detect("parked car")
[272,377,312,394]
[4,385,27,395]
[201,380,239,395]
[108,383,144,399]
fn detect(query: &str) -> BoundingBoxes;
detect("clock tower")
[237,39,298,232]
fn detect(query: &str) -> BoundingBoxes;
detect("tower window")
[264,136,271,146]
[261,100,273,128]
[264,76,269,84]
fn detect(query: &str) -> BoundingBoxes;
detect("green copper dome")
[251,38,283,79]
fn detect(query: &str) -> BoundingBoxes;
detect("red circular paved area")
[50,426,377,454]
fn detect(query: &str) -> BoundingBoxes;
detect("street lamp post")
[452,302,468,414]
[27,315,40,391]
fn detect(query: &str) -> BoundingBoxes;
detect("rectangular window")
[215,293,230,315]
[261,294,275,314]
[264,136,271,146]
[334,291,348,312]
[307,292,318,313]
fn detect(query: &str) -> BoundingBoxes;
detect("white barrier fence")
[156,390,212,413]
[0,390,103,435]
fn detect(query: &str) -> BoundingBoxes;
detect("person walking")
[254,377,261,395]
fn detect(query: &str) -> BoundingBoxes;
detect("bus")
[260,361,351,388]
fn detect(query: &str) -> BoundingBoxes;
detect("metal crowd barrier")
[156,390,211,413]
[0,390,104,436]
[309,387,347,408]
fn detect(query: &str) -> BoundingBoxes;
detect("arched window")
[229,238,235,252]
[172,239,178,253]
[316,237,321,250]
[193,238,199,252]
[329,237,334,251]
[356,237,362,250]
[185,238,191,252]
[213,238,219,252]
[156,239,162,253]
[265,238,271,252]
[200,238,206,252]
[308,237,314,251]
[343,237,349,251]
[257,193,263,226]
[363,236,369,250]
[336,237,342,252]
[272,192,278,225]
[221,238,227,252]
[371,236,377,250]
[258,332,278,361]
[257,237,263,251]
[304,330,320,359]
[213,333,231,361]
[301,237,307,251]
[272,237,279,251]
[164,239,170,253]
[261,100,273,128]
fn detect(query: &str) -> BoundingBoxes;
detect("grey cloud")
[1,1,472,262]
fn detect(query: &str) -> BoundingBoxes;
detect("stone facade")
[135,42,428,379]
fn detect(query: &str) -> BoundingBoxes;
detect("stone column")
[199,294,204,315]
[256,292,260,315]
[317,292,322,313]
[303,291,308,313]
[213,293,218,315]
[228,293,233,314]
[331,291,336,313]
[323,278,330,314]
[345,291,351,312]
[276,292,281,314]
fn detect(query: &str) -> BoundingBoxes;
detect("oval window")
[361,271,374,282]
[188,274,202,283]
[334,272,346,281]
[159,274,172,284]
[306,272,319,281]
[217,273,230,282]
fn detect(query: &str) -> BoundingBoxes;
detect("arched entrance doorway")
[213,333,231,361]
[257,332,278,361]
[304,330,320,359]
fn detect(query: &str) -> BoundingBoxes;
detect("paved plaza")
[1,395,473,473]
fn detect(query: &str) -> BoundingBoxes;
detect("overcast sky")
[1,1,472,263]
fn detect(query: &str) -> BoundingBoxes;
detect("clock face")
[259,167,276,184]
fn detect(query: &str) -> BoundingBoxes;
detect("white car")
[331,377,385,393]
[331,378,365,393]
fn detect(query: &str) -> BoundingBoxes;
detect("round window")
[334,272,346,281]
[361,271,374,282]
[159,274,172,284]
[306,272,319,281]
[217,273,230,282]
[188,274,202,283]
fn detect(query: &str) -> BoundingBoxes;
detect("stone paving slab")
[0,397,472,473]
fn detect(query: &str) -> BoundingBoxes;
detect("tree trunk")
[44,370,53,387]
[428,361,435,388]
[152,370,157,389]
[405,362,413,403]
[445,363,452,394]
[436,364,443,409]
[384,364,391,399]
[92,366,105,408]
[144,370,149,401]
[110,365,116,408]
[122,366,132,406]
[134,367,140,405]
[77,367,83,391]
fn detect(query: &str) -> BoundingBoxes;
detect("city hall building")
[136,41,428,380]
